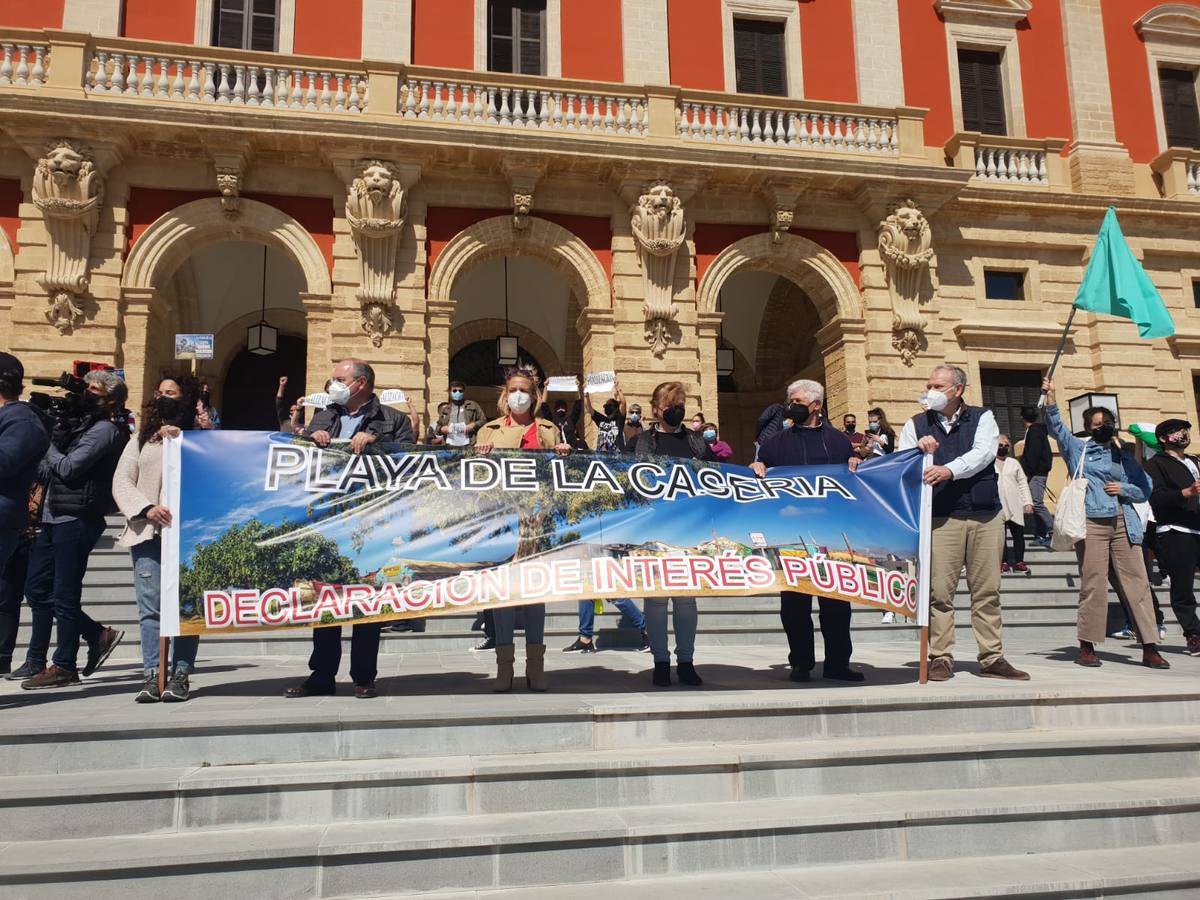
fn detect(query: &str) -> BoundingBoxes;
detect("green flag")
[1072,207,1174,338]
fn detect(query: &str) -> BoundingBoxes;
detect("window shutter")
[489,1,545,75]
[213,0,245,48]
[980,369,1042,440]
[1160,67,1200,149]
[733,19,787,97]
[958,49,1006,135]
[212,0,275,51]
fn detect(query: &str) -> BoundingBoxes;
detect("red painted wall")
[667,0,724,90]
[0,178,20,256]
[412,0,475,69]
[294,0,362,59]
[1104,0,1175,163]
[126,188,334,274]
[121,0,196,43]
[1016,2,1073,142]
[693,223,860,288]
[562,0,623,82]
[799,0,857,103]
[425,207,612,278]
[0,0,63,29]
[898,0,954,146]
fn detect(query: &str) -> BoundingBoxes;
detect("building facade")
[1,0,1200,455]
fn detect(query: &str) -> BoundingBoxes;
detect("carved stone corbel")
[631,182,686,358]
[345,159,408,347]
[877,198,935,366]
[31,140,104,334]
[503,162,544,233]
[216,167,241,219]
[760,184,801,245]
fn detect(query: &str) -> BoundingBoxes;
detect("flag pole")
[1038,306,1077,408]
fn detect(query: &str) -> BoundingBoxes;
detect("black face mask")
[997,445,1009,458]
[786,403,810,427]
[844,422,857,434]
[200,390,211,406]
[604,403,620,418]
[661,405,686,428]
[1091,424,1115,444]
[81,392,101,413]
[156,396,192,426]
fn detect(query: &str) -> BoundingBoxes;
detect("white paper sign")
[750,532,767,549]
[300,392,331,409]
[545,376,579,393]
[446,421,470,447]
[584,371,616,395]
[380,389,408,406]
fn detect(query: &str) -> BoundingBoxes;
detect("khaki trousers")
[929,512,1005,666]
[1074,515,1158,645]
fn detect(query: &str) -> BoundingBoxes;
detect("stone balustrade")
[945,133,1068,189]
[677,96,900,155]
[0,42,49,86]
[1151,148,1200,200]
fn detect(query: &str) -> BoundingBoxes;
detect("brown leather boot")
[1075,640,1101,667]
[525,643,548,692]
[494,644,516,692]
[1142,644,1170,669]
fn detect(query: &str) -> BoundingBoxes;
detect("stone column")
[362,0,413,63]
[851,0,905,107]
[118,287,155,412]
[696,311,723,424]
[300,292,335,395]
[621,0,670,84]
[424,299,456,431]
[1059,0,1135,195]
[62,0,123,36]
[818,317,869,421]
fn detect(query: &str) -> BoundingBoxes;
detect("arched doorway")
[221,334,308,430]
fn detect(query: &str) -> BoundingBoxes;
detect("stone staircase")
[3,519,1199,898]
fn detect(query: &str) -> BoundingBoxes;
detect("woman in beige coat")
[112,375,202,703]
[996,434,1034,574]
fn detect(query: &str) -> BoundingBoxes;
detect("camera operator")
[17,369,128,690]
[0,352,50,674]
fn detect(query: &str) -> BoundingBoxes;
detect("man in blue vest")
[899,364,1030,682]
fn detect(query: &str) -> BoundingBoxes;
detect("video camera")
[28,372,89,421]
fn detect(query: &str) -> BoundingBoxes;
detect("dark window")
[1160,67,1200,149]
[489,0,546,75]
[733,18,787,97]
[981,368,1042,440]
[984,270,1025,301]
[958,48,1006,135]
[1193,280,1200,309]
[450,340,545,389]
[213,0,277,51]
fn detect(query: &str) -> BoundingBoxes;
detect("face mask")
[554,408,568,421]
[327,379,352,406]
[921,389,949,413]
[200,390,211,405]
[786,403,810,427]
[702,429,717,443]
[604,403,620,418]
[1169,435,1191,452]
[508,390,532,413]
[450,390,464,402]
[868,422,880,432]
[629,412,640,424]
[82,392,101,412]
[156,396,186,424]
[661,406,686,428]
[1091,424,1115,444]
[997,446,1009,458]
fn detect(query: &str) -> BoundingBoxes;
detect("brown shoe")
[1143,647,1171,670]
[21,664,81,690]
[927,657,953,682]
[82,627,124,677]
[354,682,378,699]
[1075,641,1102,668]
[980,657,1031,680]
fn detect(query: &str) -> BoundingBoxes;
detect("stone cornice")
[953,319,1070,353]
[1167,331,1200,357]
[935,0,1031,27]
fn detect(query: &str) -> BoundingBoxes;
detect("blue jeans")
[132,538,199,675]
[495,604,545,646]
[24,517,107,672]
[644,597,697,664]
[578,598,644,638]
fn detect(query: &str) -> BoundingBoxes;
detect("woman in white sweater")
[112,375,202,702]
[996,434,1035,574]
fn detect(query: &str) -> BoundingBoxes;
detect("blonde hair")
[496,369,543,417]
[650,381,686,413]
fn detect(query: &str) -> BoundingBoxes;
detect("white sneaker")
[1159,624,1167,641]
[881,611,895,624]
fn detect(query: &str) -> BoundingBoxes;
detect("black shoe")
[472,636,496,652]
[652,661,671,687]
[135,671,161,703]
[354,682,378,699]
[6,660,43,681]
[470,615,485,632]
[388,620,426,633]
[162,671,190,702]
[823,667,865,683]
[638,631,651,652]
[563,637,596,653]
[82,627,124,677]
[285,678,336,698]
[0,658,10,676]
[789,666,811,682]
[677,662,703,686]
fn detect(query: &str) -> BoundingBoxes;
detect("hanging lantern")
[246,245,276,356]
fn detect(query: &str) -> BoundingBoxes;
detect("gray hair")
[786,379,824,404]
[344,358,375,390]
[83,369,128,406]
[930,364,968,388]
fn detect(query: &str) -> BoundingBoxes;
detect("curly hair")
[138,373,201,447]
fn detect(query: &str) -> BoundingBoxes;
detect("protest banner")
[162,433,931,644]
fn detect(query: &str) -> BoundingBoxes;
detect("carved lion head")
[355,161,397,204]
[40,141,90,187]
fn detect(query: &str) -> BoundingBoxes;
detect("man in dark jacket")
[0,353,50,674]
[1019,406,1054,543]
[287,359,413,699]
[752,379,863,683]
[19,369,128,689]
[428,380,485,446]
[1144,418,1200,656]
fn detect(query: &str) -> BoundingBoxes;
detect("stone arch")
[427,215,610,314]
[695,231,862,325]
[449,318,565,378]
[121,197,332,295]
[0,225,15,286]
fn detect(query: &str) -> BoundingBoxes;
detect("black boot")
[677,662,703,686]
[652,661,671,687]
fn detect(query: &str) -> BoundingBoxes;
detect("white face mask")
[507,390,532,413]
[920,389,949,413]
[327,379,352,406]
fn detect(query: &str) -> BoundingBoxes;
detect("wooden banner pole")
[158,636,170,694]
[918,626,929,684]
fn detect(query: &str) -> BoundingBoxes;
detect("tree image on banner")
[179,519,358,623]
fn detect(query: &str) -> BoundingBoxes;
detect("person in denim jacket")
[1042,378,1168,670]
